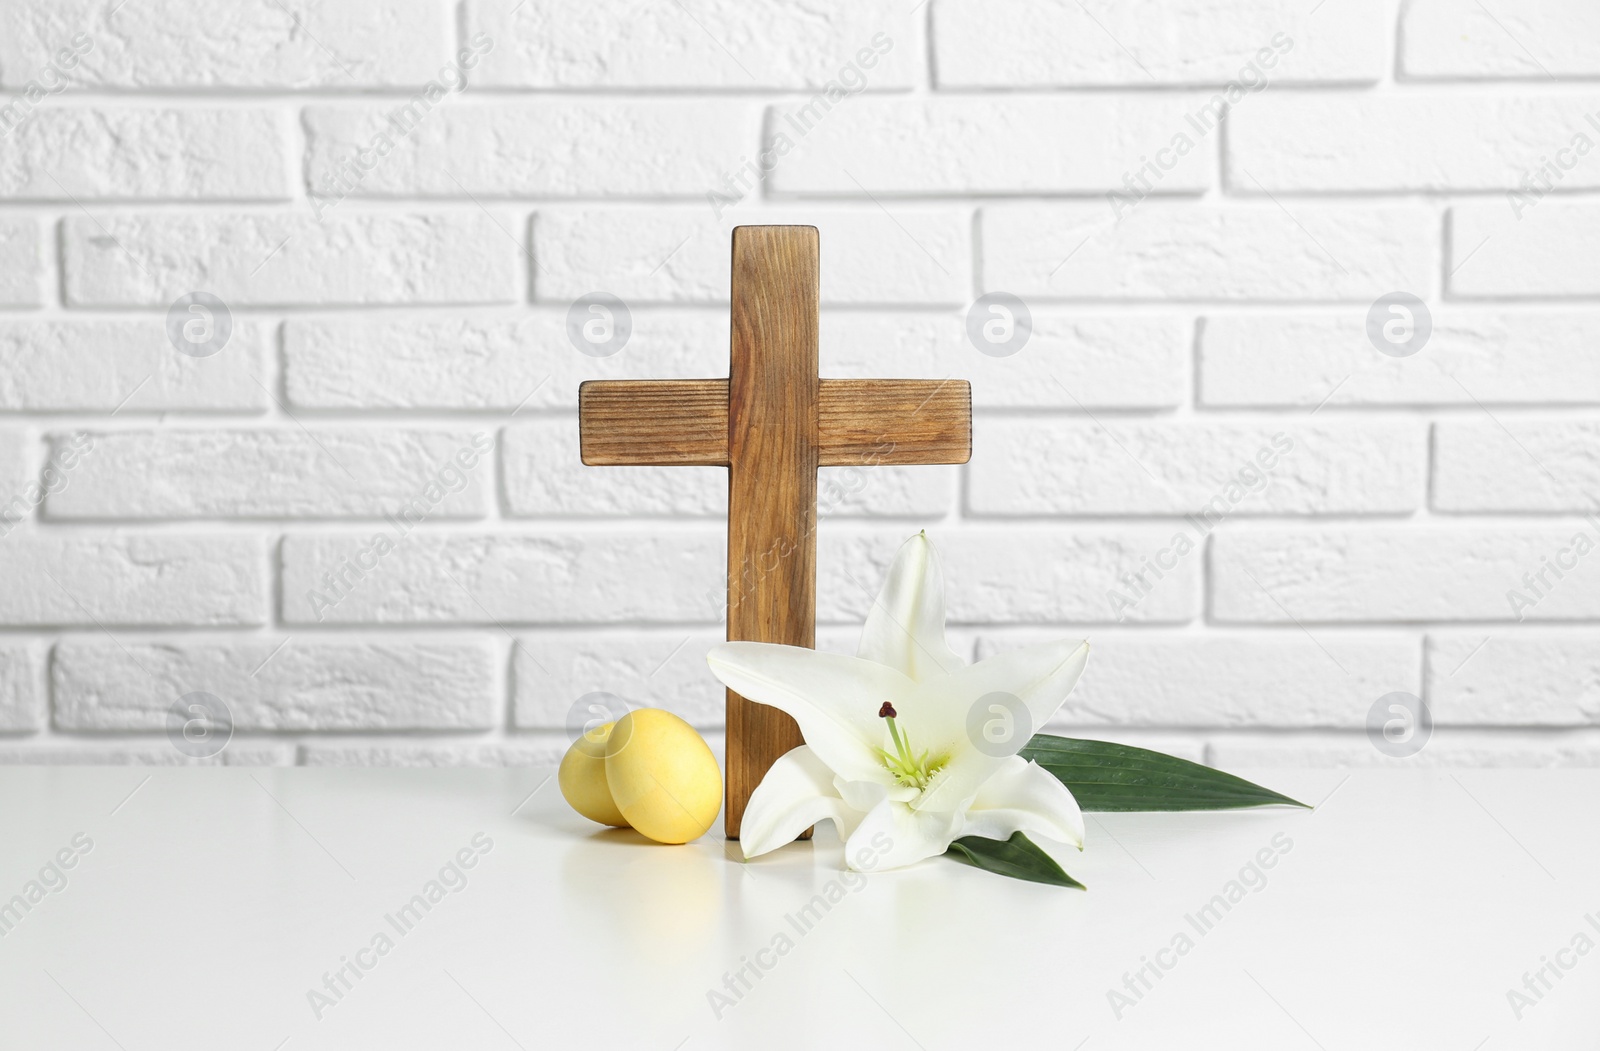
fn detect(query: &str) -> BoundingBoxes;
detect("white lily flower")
[707,532,1090,871]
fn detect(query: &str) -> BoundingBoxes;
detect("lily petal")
[855,532,967,683]
[844,798,963,871]
[740,747,862,859]
[707,642,912,785]
[912,638,1090,814]
[835,775,917,812]
[959,757,1086,849]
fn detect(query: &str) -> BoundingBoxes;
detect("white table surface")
[0,767,1594,1050]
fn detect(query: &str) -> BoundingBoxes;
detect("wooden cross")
[578,226,972,839]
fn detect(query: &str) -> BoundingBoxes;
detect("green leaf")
[946,832,1086,889]
[1020,735,1310,812]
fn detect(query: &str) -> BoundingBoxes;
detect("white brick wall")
[1449,203,1600,298]
[1399,0,1600,80]
[767,98,1214,194]
[0,320,269,411]
[0,220,41,305]
[982,204,1436,301]
[303,102,761,196]
[2,108,291,200]
[1229,94,1600,192]
[463,0,919,89]
[2,0,1597,770]
[534,207,971,303]
[933,0,1386,86]
[64,213,522,306]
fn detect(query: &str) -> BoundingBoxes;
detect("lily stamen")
[878,701,938,790]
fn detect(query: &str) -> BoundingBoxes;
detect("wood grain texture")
[578,380,729,466]
[724,225,817,839]
[818,379,972,466]
[582,378,970,468]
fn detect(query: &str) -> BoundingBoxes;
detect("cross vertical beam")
[724,226,817,838]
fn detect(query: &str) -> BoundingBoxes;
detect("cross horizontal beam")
[578,380,730,466]
[578,378,972,467]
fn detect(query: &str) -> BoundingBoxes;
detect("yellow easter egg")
[604,709,722,845]
[558,722,630,828]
